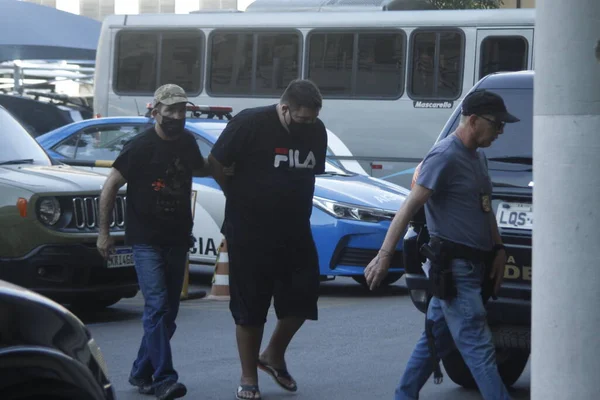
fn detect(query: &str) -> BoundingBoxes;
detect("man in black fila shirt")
[97,84,210,400]
[209,79,327,400]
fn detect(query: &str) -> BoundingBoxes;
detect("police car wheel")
[441,347,529,389]
[352,273,403,289]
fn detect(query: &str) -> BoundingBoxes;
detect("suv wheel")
[442,347,529,389]
[352,273,403,289]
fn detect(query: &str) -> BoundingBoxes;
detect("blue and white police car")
[36,106,409,288]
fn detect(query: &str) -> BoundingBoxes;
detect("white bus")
[93,7,535,184]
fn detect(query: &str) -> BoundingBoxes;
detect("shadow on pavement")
[318,279,409,298]
[66,303,142,324]
[451,385,530,399]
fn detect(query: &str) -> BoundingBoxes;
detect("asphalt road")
[77,267,531,400]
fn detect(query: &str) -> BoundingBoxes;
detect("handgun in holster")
[420,237,455,385]
[480,252,498,304]
[420,238,457,301]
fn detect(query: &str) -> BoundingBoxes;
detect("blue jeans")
[395,259,512,400]
[130,244,188,389]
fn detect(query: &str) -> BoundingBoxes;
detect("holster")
[481,251,498,304]
[420,236,495,386]
[420,237,456,301]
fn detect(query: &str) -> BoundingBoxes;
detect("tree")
[385,0,504,10]
[429,0,504,9]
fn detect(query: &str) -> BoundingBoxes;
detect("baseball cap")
[461,90,520,123]
[153,84,188,107]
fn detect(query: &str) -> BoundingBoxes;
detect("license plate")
[107,246,134,268]
[496,202,533,230]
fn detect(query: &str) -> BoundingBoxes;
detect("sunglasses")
[479,115,505,130]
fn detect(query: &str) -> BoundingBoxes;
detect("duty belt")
[430,236,492,264]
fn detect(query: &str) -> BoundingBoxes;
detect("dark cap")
[461,90,520,123]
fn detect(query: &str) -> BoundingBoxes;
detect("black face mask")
[285,111,315,136]
[159,115,186,137]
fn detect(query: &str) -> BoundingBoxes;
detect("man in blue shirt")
[364,90,520,400]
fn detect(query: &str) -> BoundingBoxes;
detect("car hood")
[0,164,108,193]
[314,173,408,211]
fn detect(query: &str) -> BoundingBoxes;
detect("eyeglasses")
[479,115,505,130]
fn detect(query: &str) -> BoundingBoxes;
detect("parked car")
[0,92,93,138]
[0,279,115,400]
[402,71,533,388]
[0,104,138,309]
[37,106,410,288]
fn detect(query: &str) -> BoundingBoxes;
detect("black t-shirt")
[211,104,327,246]
[112,127,204,246]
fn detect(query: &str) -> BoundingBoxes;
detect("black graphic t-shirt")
[112,127,204,246]
[210,104,327,246]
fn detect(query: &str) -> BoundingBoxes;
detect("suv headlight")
[37,197,61,225]
[313,196,396,223]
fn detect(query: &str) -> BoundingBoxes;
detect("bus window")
[208,30,301,96]
[209,33,253,95]
[479,36,528,79]
[308,32,354,96]
[356,32,405,97]
[114,30,203,95]
[115,32,158,93]
[159,31,203,92]
[409,29,464,100]
[256,33,300,95]
[308,30,405,98]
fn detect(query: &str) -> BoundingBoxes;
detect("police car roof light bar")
[143,103,234,120]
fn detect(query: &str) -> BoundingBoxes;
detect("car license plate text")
[496,202,532,230]
[107,247,134,268]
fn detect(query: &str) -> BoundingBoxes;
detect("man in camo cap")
[98,83,211,400]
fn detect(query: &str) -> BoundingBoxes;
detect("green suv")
[0,105,138,309]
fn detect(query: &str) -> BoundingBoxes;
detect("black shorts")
[228,238,320,326]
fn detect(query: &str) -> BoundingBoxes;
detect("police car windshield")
[0,108,52,166]
[447,88,533,163]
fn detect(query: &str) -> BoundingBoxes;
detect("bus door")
[474,28,533,83]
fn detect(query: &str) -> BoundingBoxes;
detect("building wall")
[24,0,238,21]
[199,0,238,9]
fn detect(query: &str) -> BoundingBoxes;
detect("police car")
[402,71,533,389]
[37,106,409,288]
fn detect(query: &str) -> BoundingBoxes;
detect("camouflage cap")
[153,84,188,106]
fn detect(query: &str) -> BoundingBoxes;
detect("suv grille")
[72,196,126,230]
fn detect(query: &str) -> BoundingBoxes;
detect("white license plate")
[496,202,533,230]
[107,246,134,268]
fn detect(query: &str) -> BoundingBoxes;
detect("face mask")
[285,110,314,136]
[159,114,186,137]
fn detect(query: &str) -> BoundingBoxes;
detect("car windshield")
[0,107,52,166]
[445,88,533,162]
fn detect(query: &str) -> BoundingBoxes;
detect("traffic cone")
[180,257,208,301]
[205,239,230,301]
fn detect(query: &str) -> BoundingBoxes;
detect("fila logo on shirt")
[274,147,316,169]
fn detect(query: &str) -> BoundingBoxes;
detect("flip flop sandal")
[236,384,261,400]
[257,359,298,392]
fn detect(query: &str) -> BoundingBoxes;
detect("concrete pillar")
[532,1,600,399]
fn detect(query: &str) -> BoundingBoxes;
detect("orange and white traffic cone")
[205,239,230,301]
